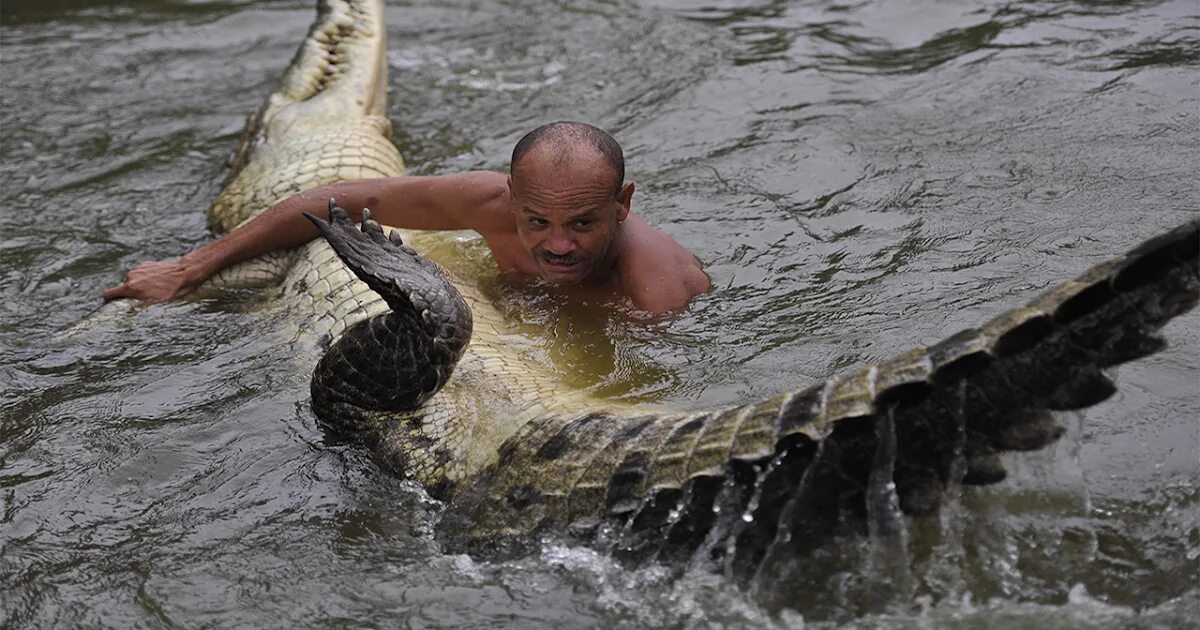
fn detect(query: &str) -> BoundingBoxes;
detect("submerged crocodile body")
[200,0,1198,574]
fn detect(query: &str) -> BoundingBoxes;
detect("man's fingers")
[101,259,193,302]
[102,284,130,301]
[129,260,171,274]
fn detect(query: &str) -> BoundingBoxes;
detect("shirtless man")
[104,121,710,314]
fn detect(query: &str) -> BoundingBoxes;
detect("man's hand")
[102,259,203,302]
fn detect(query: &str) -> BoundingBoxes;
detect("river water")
[1,0,1197,627]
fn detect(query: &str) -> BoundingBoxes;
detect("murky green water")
[2,0,1197,627]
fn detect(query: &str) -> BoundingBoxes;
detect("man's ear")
[616,181,635,221]
[507,175,518,210]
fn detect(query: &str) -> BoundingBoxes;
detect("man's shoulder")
[471,178,514,226]
[456,169,510,196]
[437,170,510,207]
[619,216,709,313]
[437,170,514,233]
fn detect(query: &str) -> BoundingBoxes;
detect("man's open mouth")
[540,254,581,270]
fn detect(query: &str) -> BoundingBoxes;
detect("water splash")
[864,407,915,612]
[749,438,830,599]
[723,450,789,580]
[683,468,744,573]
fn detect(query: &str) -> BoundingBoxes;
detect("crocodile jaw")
[268,0,391,135]
[208,0,403,234]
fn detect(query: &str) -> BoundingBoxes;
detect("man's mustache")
[539,250,584,266]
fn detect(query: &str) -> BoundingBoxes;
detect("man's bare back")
[105,122,709,314]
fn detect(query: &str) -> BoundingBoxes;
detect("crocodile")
[177,0,1196,575]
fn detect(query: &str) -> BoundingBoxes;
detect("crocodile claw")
[360,208,388,242]
[318,200,356,229]
[311,201,412,254]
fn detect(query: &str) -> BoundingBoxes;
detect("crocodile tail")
[440,219,1198,572]
[718,218,1200,576]
[305,202,473,437]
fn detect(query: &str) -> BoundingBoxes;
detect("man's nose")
[544,229,574,255]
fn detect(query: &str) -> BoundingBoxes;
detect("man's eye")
[529,217,548,226]
[573,220,593,229]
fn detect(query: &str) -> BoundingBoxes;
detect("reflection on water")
[1,0,1197,627]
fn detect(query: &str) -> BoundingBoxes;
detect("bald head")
[511,121,625,196]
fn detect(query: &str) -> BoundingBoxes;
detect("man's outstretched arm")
[103,172,511,301]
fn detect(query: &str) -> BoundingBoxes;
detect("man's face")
[509,152,633,285]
